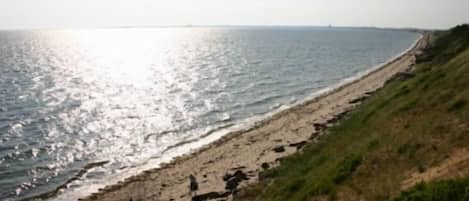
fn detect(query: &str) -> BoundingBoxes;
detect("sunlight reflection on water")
[0,27,419,200]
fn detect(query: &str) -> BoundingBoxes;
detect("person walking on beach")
[189,174,198,197]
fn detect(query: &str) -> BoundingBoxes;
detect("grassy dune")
[234,25,469,201]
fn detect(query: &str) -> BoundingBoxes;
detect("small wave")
[249,60,263,65]
[244,94,284,108]
[270,103,282,110]
[161,123,235,155]
[143,129,178,142]
[213,113,232,124]
[22,160,109,200]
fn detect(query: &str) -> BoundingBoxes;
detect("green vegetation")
[394,179,469,201]
[235,25,469,201]
[333,154,362,184]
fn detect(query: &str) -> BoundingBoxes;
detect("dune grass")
[234,25,469,201]
[394,179,469,201]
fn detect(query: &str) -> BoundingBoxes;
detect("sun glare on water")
[64,28,190,87]
[25,28,216,194]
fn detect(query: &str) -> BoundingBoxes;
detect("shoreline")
[49,32,429,201]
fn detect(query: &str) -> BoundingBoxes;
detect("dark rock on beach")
[313,123,326,131]
[261,162,270,169]
[289,141,308,150]
[385,71,415,84]
[192,191,230,201]
[348,96,368,104]
[273,146,286,153]
[223,170,249,192]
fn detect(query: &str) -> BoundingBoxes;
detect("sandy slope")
[77,33,429,201]
[401,147,469,190]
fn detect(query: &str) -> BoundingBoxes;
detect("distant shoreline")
[61,32,430,201]
[0,25,437,32]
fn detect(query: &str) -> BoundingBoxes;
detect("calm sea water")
[0,27,419,200]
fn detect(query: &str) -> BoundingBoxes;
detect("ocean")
[0,27,419,200]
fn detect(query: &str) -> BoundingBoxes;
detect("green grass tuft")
[333,154,362,184]
[394,179,469,201]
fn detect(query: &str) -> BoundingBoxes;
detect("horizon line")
[0,24,446,31]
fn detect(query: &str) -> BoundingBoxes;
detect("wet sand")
[77,32,429,201]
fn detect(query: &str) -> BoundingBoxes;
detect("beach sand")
[78,33,429,201]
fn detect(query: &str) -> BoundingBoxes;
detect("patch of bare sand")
[401,148,469,190]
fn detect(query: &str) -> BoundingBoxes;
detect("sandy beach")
[76,32,429,201]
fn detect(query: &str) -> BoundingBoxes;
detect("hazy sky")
[1,0,468,29]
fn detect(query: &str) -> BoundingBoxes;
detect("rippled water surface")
[0,27,419,200]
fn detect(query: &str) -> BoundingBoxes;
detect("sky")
[1,0,468,30]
